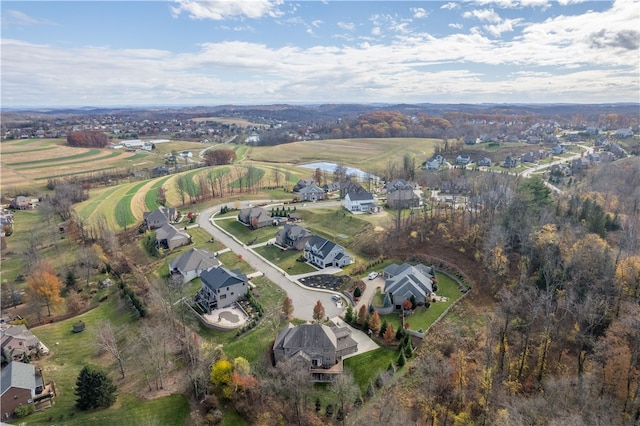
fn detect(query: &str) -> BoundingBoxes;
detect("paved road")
[197,200,345,322]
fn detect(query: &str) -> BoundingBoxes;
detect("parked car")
[331,294,340,301]
[368,272,379,280]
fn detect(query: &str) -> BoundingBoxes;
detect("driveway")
[331,317,379,358]
[355,276,384,313]
[197,201,345,322]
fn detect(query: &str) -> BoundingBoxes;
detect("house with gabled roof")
[1,325,45,363]
[275,224,312,251]
[168,248,220,284]
[339,180,366,199]
[293,178,315,193]
[195,266,248,313]
[386,189,420,209]
[1,361,40,418]
[383,263,436,310]
[304,236,351,268]
[273,322,358,382]
[385,179,415,192]
[455,154,471,166]
[344,191,379,214]
[155,223,191,250]
[143,206,177,229]
[237,207,273,229]
[297,184,325,202]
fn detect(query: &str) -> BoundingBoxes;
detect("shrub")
[14,404,35,418]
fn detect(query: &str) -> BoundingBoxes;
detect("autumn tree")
[368,311,381,334]
[357,305,368,325]
[282,296,294,320]
[329,371,359,426]
[616,256,640,302]
[67,130,108,148]
[211,359,234,399]
[313,300,325,322]
[203,149,237,166]
[383,324,395,343]
[27,263,63,316]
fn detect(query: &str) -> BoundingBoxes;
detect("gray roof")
[346,191,374,202]
[383,263,434,300]
[306,236,343,260]
[387,189,419,201]
[155,223,190,241]
[238,207,271,224]
[277,224,312,241]
[1,361,36,395]
[298,184,324,194]
[168,248,219,272]
[200,266,247,292]
[143,206,176,223]
[274,323,337,353]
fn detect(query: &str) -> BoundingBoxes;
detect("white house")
[344,191,379,214]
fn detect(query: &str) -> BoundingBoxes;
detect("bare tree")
[97,320,126,378]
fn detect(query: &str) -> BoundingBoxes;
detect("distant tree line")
[66,130,109,148]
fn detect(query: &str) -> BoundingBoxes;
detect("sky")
[1,0,639,107]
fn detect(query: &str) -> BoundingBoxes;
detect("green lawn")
[143,175,174,211]
[253,245,316,275]
[215,218,277,245]
[115,180,149,228]
[217,251,255,274]
[344,347,398,391]
[188,226,226,252]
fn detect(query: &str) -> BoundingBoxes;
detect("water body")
[299,162,379,181]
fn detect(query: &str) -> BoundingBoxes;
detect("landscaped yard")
[253,245,316,275]
[217,250,256,274]
[344,347,398,391]
[379,272,463,333]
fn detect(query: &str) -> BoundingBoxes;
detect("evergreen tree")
[65,270,77,290]
[395,324,405,340]
[379,319,388,337]
[404,338,414,358]
[75,366,117,410]
[345,304,354,324]
[397,351,406,367]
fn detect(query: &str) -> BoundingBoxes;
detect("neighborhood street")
[197,200,346,322]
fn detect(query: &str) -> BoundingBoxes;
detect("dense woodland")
[66,130,109,148]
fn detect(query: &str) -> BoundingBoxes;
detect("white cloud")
[411,8,429,19]
[3,10,57,27]
[441,2,459,10]
[337,21,356,31]
[449,23,464,29]
[311,20,323,28]
[371,27,381,36]
[463,8,502,23]
[483,18,520,37]
[170,0,283,21]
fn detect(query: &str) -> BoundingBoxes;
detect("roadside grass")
[217,251,256,275]
[253,245,315,275]
[379,272,462,332]
[215,218,277,245]
[344,347,398,391]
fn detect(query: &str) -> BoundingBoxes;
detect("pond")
[300,162,380,181]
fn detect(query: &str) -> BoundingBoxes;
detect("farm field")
[246,137,441,174]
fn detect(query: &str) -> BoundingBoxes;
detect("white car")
[331,294,340,301]
[368,272,379,280]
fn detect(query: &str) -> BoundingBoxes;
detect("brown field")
[189,116,264,127]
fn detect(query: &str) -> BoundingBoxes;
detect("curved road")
[197,200,345,322]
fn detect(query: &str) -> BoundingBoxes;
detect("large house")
[155,223,191,250]
[386,189,420,209]
[143,206,177,229]
[344,191,380,214]
[383,263,436,310]
[293,178,316,193]
[237,207,273,229]
[339,180,366,199]
[275,224,312,251]
[168,248,220,284]
[1,361,42,418]
[304,236,351,269]
[195,266,248,313]
[297,184,325,202]
[1,325,46,363]
[273,322,358,382]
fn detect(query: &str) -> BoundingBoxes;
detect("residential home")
[195,266,248,313]
[287,213,301,222]
[293,178,315,193]
[608,143,627,159]
[382,263,436,310]
[297,184,325,202]
[1,325,44,363]
[599,151,616,162]
[477,157,492,167]
[339,180,366,199]
[571,157,592,170]
[386,189,420,209]
[155,223,191,250]
[526,136,541,144]
[552,144,566,155]
[385,179,415,193]
[168,248,220,284]
[455,154,471,165]
[275,224,312,250]
[143,205,177,229]
[550,164,571,177]
[614,128,633,138]
[323,182,340,193]
[273,322,358,382]
[521,151,545,163]
[151,166,170,177]
[422,158,441,170]
[9,197,32,210]
[502,156,518,169]
[304,236,351,268]
[1,361,42,418]
[505,135,520,143]
[237,207,273,229]
[344,191,379,214]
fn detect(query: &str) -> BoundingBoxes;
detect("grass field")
[246,137,441,175]
[344,347,398,391]
[215,218,277,245]
[253,245,316,275]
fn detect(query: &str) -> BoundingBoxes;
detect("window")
[220,294,226,300]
